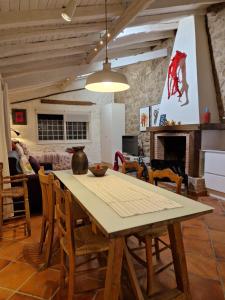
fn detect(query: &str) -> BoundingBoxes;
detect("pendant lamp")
[61,0,77,22]
[85,0,130,93]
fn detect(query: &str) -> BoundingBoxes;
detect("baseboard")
[207,188,225,201]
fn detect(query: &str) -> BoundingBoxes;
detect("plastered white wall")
[10,88,114,163]
[158,15,219,125]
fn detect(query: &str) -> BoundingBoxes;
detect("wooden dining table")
[53,169,213,300]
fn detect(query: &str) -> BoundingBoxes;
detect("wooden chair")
[122,161,143,179]
[54,180,110,300]
[0,162,31,238]
[128,168,183,296]
[38,167,55,268]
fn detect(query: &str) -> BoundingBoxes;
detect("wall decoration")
[159,114,167,126]
[140,106,150,132]
[168,50,189,107]
[151,104,160,127]
[12,109,27,125]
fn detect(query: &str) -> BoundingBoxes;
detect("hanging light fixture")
[85,0,130,93]
[61,0,77,22]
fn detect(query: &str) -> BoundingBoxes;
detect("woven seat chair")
[0,162,31,238]
[128,168,183,296]
[54,180,110,300]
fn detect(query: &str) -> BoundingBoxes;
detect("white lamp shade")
[85,62,130,93]
[61,0,77,22]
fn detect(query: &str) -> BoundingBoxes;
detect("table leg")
[124,242,144,300]
[168,222,191,300]
[104,237,124,300]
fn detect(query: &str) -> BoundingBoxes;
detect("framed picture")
[151,104,160,127]
[12,109,27,125]
[159,114,167,126]
[140,106,151,132]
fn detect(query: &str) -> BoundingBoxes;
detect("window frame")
[36,111,91,144]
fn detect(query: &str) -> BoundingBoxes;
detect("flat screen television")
[122,135,138,156]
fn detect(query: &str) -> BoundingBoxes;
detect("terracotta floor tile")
[0,287,14,300]
[0,262,35,290]
[9,293,38,300]
[19,268,60,299]
[209,229,225,244]
[0,241,25,260]
[182,217,206,228]
[189,273,225,300]
[217,260,225,285]
[213,242,225,259]
[183,238,214,257]
[186,253,219,280]
[1,195,225,300]
[204,214,225,231]
[0,258,11,271]
[53,288,96,300]
[182,226,210,241]
[199,196,221,207]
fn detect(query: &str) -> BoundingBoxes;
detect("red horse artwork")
[167,50,189,107]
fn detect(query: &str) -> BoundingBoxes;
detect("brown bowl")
[89,165,108,177]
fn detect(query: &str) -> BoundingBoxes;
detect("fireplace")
[149,125,202,177]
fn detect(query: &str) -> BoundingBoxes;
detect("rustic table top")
[53,169,213,238]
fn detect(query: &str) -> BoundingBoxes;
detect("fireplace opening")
[163,136,186,162]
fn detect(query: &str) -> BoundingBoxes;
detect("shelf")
[147,123,225,132]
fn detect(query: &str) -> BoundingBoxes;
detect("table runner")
[73,173,183,218]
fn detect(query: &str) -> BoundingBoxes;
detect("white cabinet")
[204,150,225,193]
[101,103,125,164]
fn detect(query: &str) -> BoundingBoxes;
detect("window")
[66,122,88,140]
[38,114,64,141]
[37,113,89,142]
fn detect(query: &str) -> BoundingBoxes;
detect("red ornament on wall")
[167,50,189,107]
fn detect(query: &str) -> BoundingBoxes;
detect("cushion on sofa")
[15,143,24,157]
[20,155,35,175]
[29,156,40,174]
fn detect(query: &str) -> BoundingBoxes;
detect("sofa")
[8,151,52,215]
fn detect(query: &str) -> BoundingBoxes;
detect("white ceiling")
[0,0,223,93]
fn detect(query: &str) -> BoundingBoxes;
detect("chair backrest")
[38,167,55,220]
[149,168,183,194]
[122,161,143,179]
[54,180,75,258]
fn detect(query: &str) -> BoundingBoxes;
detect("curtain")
[0,76,13,218]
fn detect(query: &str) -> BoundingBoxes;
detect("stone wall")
[114,38,174,157]
[207,3,225,116]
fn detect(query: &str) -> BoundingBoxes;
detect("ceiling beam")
[109,30,174,49]
[0,23,106,46]
[0,4,123,30]
[0,34,99,58]
[8,79,86,103]
[144,0,225,10]
[5,49,168,90]
[0,54,86,76]
[0,46,91,68]
[1,30,173,75]
[131,9,206,27]
[86,0,156,63]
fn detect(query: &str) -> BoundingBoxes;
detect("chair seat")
[62,225,109,256]
[0,186,24,198]
[135,225,167,239]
